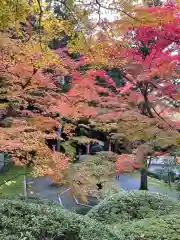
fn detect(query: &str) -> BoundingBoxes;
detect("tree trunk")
[86,143,90,154]
[57,139,61,152]
[139,168,148,190]
[148,156,152,168]
[143,97,154,118]
[167,169,172,186]
[108,140,111,152]
[114,140,118,153]
[126,142,132,153]
[139,87,154,118]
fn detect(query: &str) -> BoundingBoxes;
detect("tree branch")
[151,105,174,129]
[37,0,43,50]
[95,0,141,22]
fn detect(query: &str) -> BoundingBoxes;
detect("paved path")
[27,174,179,209]
[118,174,179,198]
[27,176,98,213]
[27,177,60,202]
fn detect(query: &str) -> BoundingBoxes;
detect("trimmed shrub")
[87,191,180,224]
[95,151,119,162]
[0,198,119,240]
[113,213,180,240]
[0,195,59,206]
[60,140,76,158]
[1,194,180,240]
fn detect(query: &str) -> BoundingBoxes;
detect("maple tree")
[0,0,120,192]
[93,102,179,189]
[70,0,180,122]
[0,0,94,183]
[0,0,180,199]
[66,0,180,192]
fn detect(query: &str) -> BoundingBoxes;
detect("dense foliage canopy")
[0,0,180,198]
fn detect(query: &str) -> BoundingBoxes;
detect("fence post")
[52,144,56,152]
[87,143,90,155]
[24,174,27,197]
[108,140,111,152]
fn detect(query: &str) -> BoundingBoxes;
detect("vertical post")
[60,76,65,85]
[24,175,27,197]
[139,168,148,190]
[78,148,81,159]
[24,165,28,197]
[167,169,171,187]
[148,156,152,168]
[52,144,56,152]
[139,159,148,191]
[108,140,111,152]
[58,127,62,137]
[87,143,90,155]
[57,127,62,152]
[0,153,4,170]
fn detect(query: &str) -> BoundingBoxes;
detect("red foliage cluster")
[77,1,180,127]
[0,0,179,189]
[116,154,144,176]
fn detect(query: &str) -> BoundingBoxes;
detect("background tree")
[69,0,180,126]
[96,106,180,190]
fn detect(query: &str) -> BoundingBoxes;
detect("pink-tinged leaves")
[95,70,117,88]
[125,73,136,83]
[116,154,144,175]
[160,83,178,97]
[118,84,134,93]
[128,92,145,104]
[143,48,157,69]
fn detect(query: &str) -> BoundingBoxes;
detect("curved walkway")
[118,173,179,198]
[27,173,179,211]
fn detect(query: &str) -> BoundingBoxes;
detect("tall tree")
[0,0,93,184]
[69,0,180,125]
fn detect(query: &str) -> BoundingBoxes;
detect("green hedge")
[95,151,119,162]
[0,195,59,206]
[1,193,180,240]
[113,213,180,240]
[0,198,119,240]
[87,191,180,225]
[60,140,76,158]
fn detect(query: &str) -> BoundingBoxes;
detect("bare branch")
[95,0,141,22]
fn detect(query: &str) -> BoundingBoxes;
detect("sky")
[75,0,121,22]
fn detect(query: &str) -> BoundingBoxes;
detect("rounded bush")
[113,213,180,240]
[96,151,119,162]
[0,198,119,240]
[1,194,180,240]
[87,190,180,224]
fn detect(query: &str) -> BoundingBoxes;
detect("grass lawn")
[147,176,171,190]
[133,171,178,192]
[0,166,32,196]
[147,175,178,192]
